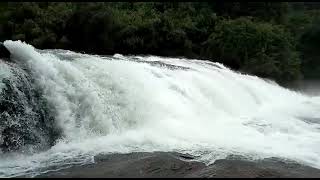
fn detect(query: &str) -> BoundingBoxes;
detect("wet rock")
[33,152,320,178]
[0,42,10,60]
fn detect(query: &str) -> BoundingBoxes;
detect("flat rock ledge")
[27,152,320,178]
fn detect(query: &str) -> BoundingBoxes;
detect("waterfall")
[1,40,320,177]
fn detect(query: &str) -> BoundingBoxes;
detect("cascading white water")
[1,40,320,177]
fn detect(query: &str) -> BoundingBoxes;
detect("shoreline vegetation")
[0,2,320,85]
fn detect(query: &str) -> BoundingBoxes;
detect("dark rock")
[0,42,10,60]
[31,152,320,178]
[188,157,320,178]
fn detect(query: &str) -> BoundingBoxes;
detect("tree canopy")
[0,2,320,82]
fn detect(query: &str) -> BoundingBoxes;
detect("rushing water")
[0,40,320,177]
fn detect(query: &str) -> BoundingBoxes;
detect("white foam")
[1,40,320,177]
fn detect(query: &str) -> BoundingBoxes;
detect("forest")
[0,2,320,83]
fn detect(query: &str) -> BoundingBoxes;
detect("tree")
[202,17,301,82]
[299,19,320,79]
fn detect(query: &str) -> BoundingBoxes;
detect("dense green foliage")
[202,18,300,81]
[0,2,320,82]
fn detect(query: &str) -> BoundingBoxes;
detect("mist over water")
[1,40,320,177]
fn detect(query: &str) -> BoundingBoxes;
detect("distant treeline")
[0,2,320,83]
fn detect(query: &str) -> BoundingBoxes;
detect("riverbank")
[29,152,320,178]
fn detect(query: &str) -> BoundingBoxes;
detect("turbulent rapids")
[1,40,320,177]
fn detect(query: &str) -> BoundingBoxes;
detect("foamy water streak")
[1,40,320,177]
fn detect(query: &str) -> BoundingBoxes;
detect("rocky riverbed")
[25,152,320,178]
